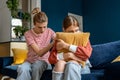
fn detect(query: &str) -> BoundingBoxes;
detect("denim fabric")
[52,62,90,80]
[16,60,48,80]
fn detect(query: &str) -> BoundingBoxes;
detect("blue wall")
[41,0,83,32]
[83,0,120,44]
[42,0,120,44]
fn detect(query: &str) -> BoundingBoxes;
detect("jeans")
[52,61,90,80]
[16,60,49,80]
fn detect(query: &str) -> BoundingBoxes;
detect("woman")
[49,15,92,80]
[16,8,56,80]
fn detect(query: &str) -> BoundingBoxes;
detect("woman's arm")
[25,29,56,57]
[31,41,54,57]
[48,42,58,64]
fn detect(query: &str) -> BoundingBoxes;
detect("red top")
[48,41,93,64]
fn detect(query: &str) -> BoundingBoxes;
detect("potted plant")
[6,0,19,18]
[6,0,31,20]
[13,26,29,40]
[6,0,31,41]
[13,26,21,38]
[19,26,29,36]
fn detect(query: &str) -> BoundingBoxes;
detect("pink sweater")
[25,28,55,63]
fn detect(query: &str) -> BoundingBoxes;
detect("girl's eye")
[75,29,80,32]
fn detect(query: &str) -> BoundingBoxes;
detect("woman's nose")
[40,28,45,33]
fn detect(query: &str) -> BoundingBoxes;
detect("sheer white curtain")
[0,0,11,42]
[0,0,6,9]
[68,12,83,32]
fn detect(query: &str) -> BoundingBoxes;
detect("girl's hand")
[63,52,75,61]
[64,52,84,63]
[56,39,70,50]
[27,55,38,63]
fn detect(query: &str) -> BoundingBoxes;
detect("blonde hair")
[32,7,48,25]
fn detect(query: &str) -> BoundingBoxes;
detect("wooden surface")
[0,42,10,57]
[0,42,27,57]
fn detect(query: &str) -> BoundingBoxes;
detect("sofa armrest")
[0,57,13,68]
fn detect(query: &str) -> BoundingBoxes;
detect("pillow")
[56,32,90,53]
[89,40,120,69]
[112,56,120,63]
[12,48,28,65]
[56,32,90,67]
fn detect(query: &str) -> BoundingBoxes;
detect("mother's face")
[34,22,48,34]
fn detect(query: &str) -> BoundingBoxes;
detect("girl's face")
[63,25,80,33]
[34,22,48,34]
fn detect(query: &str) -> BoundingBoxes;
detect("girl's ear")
[62,28,65,32]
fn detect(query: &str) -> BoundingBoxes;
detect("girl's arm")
[56,40,92,61]
[73,41,92,61]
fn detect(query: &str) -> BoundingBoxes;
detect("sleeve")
[69,45,77,53]
[48,42,58,64]
[49,28,56,40]
[74,41,93,61]
[24,31,35,46]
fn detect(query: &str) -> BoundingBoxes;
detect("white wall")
[0,0,41,42]
[30,0,41,28]
[68,12,83,31]
[0,0,11,42]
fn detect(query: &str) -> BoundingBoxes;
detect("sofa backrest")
[90,40,120,69]
[0,57,13,69]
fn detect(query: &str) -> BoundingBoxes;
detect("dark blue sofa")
[1,40,120,80]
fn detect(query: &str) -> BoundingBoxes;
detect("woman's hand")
[56,39,70,51]
[27,55,38,63]
[51,39,56,46]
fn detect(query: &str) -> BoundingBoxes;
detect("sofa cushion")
[0,57,13,69]
[90,40,120,69]
[12,48,28,65]
[1,65,18,79]
[82,69,105,80]
[111,55,120,63]
[40,70,52,80]
[104,62,120,80]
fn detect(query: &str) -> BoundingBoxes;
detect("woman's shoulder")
[24,29,32,35]
[47,28,55,33]
[47,28,53,31]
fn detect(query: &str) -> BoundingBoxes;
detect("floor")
[0,74,15,80]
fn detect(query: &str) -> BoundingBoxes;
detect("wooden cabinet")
[10,42,27,56]
[0,41,27,57]
[0,42,10,57]
[0,0,41,57]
